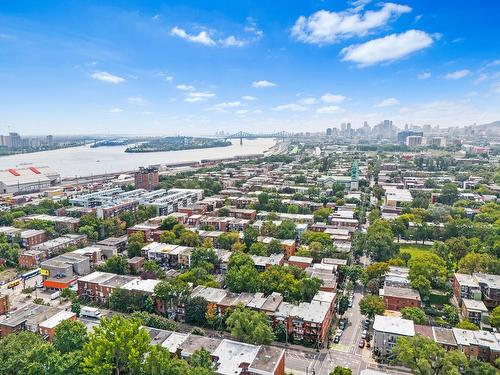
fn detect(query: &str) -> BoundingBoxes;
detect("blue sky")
[0,0,499,135]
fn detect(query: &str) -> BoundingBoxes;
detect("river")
[0,138,276,178]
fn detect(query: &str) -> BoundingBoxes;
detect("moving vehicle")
[80,306,102,319]
[50,291,61,300]
[7,280,21,289]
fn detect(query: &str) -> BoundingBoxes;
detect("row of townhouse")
[373,315,500,365]
[0,303,76,340]
[147,327,286,375]
[453,272,500,308]
[0,226,47,249]
[21,214,80,232]
[18,233,87,268]
[380,266,422,311]
[76,270,336,347]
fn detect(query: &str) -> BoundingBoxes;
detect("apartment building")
[373,316,415,357]
[19,229,47,249]
[380,286,421,311]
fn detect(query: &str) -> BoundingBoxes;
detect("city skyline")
[1,0,499,134]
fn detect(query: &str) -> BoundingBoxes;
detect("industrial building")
[0,166,60,194]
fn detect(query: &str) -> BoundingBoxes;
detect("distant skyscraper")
[397,130,423,144]
[326,128,333,136]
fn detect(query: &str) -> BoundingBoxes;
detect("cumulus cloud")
[171,26,216,46]
[273,103,309,112]
[185,92,215,102]
[252,80,277,88]
[418,72,431,80]
[128,97,146,105]
[374,97,399,107]
[221,35,246,47]
[340,29,433,66]
[316,106,343,114]
[321,93,347,103]
[109,108,123,113]
[292,3,412,44]
[444,69,471,80]
[91,71,125,84]
[242,95,258,101]
[176,84,195,91]
[299,97,317,105]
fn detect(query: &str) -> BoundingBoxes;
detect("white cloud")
[299,97,317,105]
[321,93,347,103]
[110,108,123,113]
[221,36,246,47]
[165,76,174,82]
[418,72,431,80]
[91,71,125,84]
[374,97,399,107]
[273,103,309,112]
[176,84,195,91]
[444,69,471,80]
[128,97,146,105]
[340,30,433,66]
[170,26,216,46]
[152,14,161,20]
[316,106,343,114]
[292,3,412,44]
[214,101,242,108]
[252,80,277,88]
[242,95,258,101]
[244,17,264,39]
[185,92,215,102]
[235,109,248,115]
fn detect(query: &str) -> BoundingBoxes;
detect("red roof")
[29,167,41,174]
[8,169,20,176]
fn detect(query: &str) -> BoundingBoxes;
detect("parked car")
[348,300,353,308]
[334,335,341,344]
[358,339,365,348]
[361,330,367,339]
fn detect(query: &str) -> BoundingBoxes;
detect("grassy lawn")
[399,244,433,259]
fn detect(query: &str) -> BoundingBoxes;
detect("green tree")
[489,306,500,328]
[409,253,448,288]
[126,232,145,258]
[267,239,283,255]
[401,307,427,324]
[191,247,218,271]
[189,348,214,371]
[359,295,385,318]
[458,252,500,274]
[276,220,297,239]
[142,260,166,279]
[82,316,151,375]
[159,230,176,244]
[439,183,459,205]
[443,305,460,326]
[161,216,179,230]
[184,296,208,326]
[225,305,275,345]
[154,279,190,320]
[338,295,349,316]
[365,220,397,262]
[54,320,88,354]
[313,207,332,223]
[392,334,467,375]
[261,221,277,237]
[249,242,267,255]
[455,319,479,331]
[179,230,201,247]
[330,366,352,375]
[225,252,260,293]
[465,359,497,375]
[243,226,259,248]
[97,255,129,275]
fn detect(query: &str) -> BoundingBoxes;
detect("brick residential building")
[380,286,421,311]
